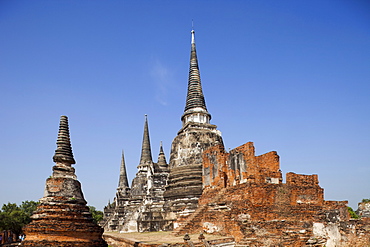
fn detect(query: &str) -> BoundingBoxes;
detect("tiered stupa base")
[22,176,107,246]
[22,203,106,247]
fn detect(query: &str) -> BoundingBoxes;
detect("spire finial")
[157,141,168,169]
[139,114,153,167]
[191,28,195,44]
[118,150,129,188]
[53,115,75,165]
[159,141,164,154]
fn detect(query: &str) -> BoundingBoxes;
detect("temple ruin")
[22,116,107,247]
[100,29,370,246]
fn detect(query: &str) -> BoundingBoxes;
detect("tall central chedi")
[102,29,224,232]
[164,29,224,217]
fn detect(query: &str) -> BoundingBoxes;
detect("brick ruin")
[101,29,370,246]
[172,143,370,246]
[357,201,370,218]
[22,116,107,247]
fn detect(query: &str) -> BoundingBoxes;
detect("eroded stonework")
[102,118,172,232]
[171,142,370,246]
[22,116,107,247]
[163,122,224,220]
[103,29,224,233]
[102,29,370,246]
[357,201,370,218]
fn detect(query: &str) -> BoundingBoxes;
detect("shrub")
[88,206,104,224]
[348,207,359,219]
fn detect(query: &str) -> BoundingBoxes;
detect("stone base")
[22,201,107,246]
[22,240,107,247]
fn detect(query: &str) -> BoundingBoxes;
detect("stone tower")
[102,150,132,232]
[103,29,223,232]
[22,116,107,247]
[163,29,224,220]
[103,115,171,232]
[131,115,154,197]
[117,150,130,197]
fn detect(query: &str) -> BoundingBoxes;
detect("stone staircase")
[173,188,227,235]
[101,211,115,229]
[236,220,313,246]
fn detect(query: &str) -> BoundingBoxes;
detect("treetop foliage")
[0,201,39,236]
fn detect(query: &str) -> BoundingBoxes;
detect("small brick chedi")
[102,30,370,246]
[22,116,107,247]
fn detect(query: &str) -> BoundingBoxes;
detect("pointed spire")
[53,116,75,165]
[139,115,153,167]
[157,141,167,168]
[184,29,208,112]
[181,29,212,127]
[159,141,164,154]
[118,150,129,188]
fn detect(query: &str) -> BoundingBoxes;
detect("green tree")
[0,201,39,237]
[88,206,104,224]
[348,206,359,219]
[1,203,18,214]
[20,200,39,217]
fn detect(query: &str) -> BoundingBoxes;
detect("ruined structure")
[22,116,107,247]
[172,143,370,246]
[357,200,370,218]
[103,29,370,246]
[163,29,224,226]
[102,116,171,232]
[103,29,223,233]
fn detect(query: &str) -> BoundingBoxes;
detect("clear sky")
[1,0,369,210]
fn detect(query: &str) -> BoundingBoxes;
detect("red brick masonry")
[174,142,370,246]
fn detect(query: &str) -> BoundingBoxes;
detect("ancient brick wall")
[357,201,370,218]
[174,141,370,246]
[179,180,370,246]
[203,142,282,190]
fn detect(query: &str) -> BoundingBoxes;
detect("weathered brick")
[172,142,370,246]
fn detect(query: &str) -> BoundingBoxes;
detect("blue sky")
[1,0,369,210]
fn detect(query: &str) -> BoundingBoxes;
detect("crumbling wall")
[285,172,324,206]
[175,141,370,246]
[357,201,370,218]
[203,142,282,189]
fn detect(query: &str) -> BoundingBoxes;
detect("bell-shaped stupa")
[22,116,107,247]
